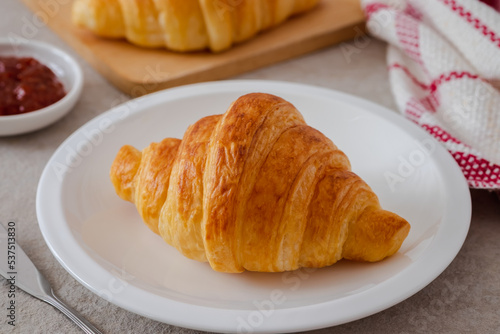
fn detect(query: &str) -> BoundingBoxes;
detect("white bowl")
[0,38,83,136]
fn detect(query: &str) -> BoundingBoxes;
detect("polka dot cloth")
[422,124,500,189]
[453,152,500,188]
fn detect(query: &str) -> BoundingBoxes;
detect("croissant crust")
[72,0,320,52]
[110,93,410,273]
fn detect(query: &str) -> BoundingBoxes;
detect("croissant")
[110,93,410,273]
[72,0,320,52]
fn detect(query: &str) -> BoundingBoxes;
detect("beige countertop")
[1,0,499,333]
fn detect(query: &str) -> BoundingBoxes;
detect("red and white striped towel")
[361,0,500,189]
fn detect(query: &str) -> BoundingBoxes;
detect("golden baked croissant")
[110,93,410,273]
[72,0,320,52]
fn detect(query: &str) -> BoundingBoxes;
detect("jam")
[0,56,66,116]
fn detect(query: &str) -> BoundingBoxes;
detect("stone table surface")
[1,1,499,333]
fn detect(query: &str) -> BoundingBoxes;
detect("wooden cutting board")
[21,0,365,96]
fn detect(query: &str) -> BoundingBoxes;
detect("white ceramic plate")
[37,80,471,333]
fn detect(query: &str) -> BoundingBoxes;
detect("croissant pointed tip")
[343,208,411,262]
[110,145,142,202]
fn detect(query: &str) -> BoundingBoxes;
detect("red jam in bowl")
[0,56,66,116]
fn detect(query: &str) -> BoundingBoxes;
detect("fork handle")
[42,291,104,334]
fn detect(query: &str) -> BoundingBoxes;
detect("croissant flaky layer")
[110,93,410,273]
[72,0,320,52]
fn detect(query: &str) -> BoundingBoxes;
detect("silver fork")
[0,223,103,334]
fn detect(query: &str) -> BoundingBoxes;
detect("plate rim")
[36,80,472,333]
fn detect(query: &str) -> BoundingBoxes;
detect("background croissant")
[72,0,320,52]
[110,93,410,273]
